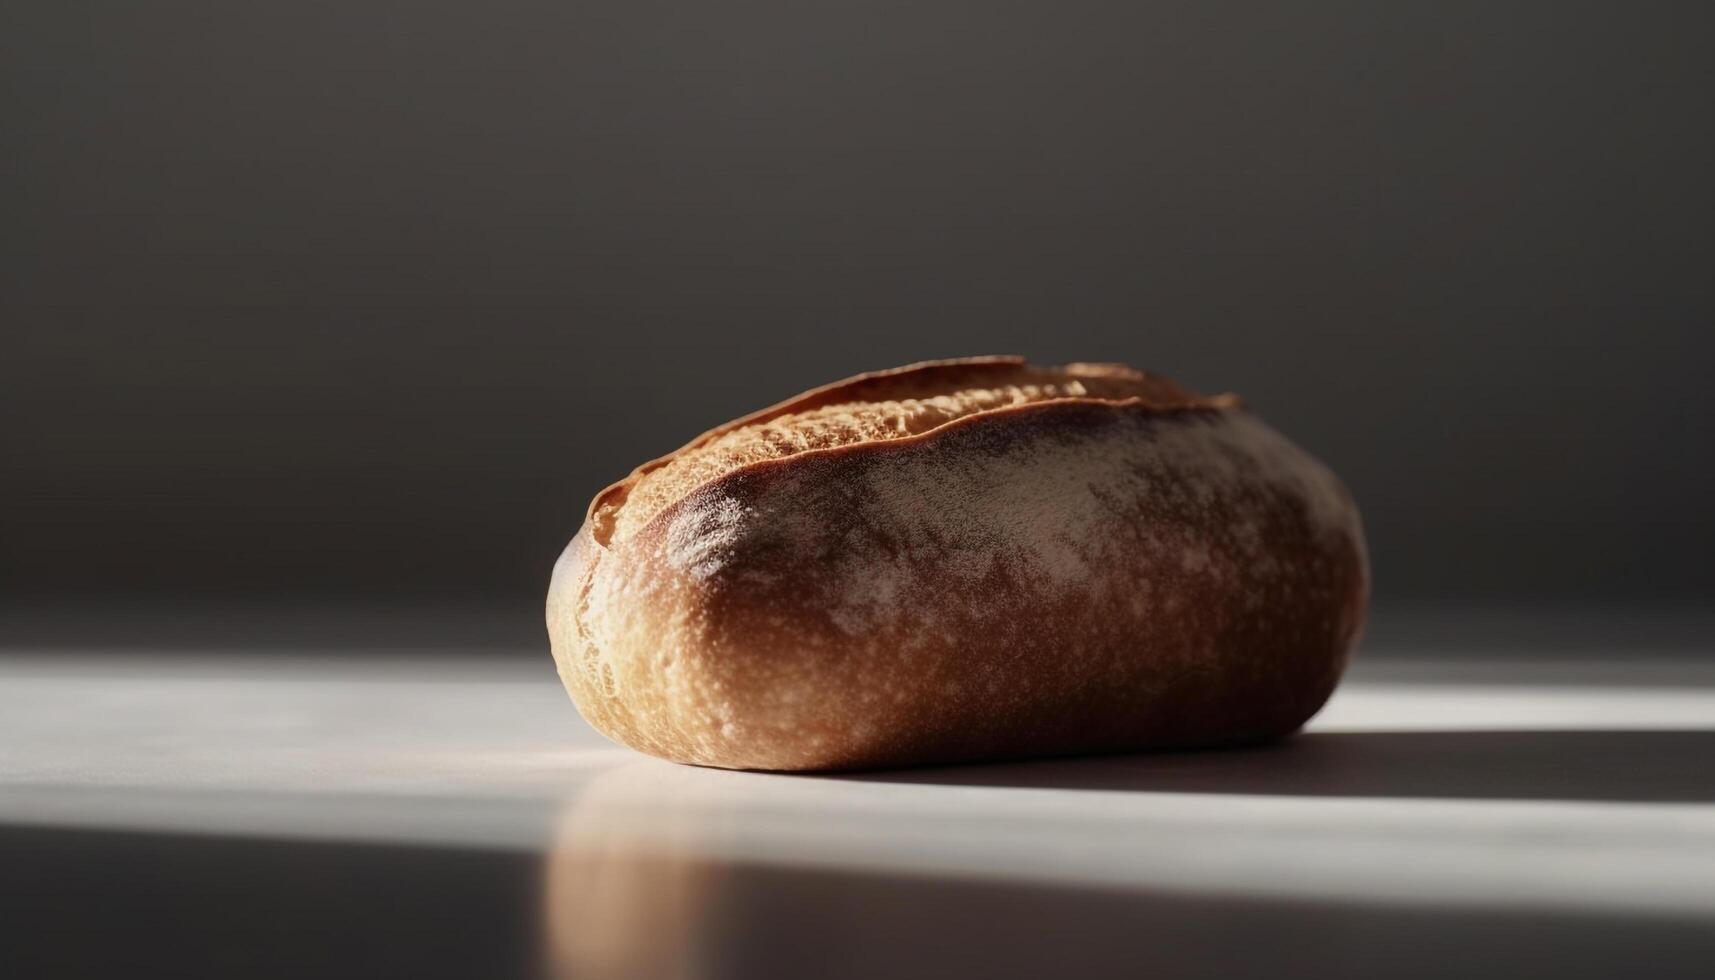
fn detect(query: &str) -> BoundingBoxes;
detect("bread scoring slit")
[590,357,1212,548]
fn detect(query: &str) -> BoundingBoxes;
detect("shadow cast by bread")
[832,729,1715,804]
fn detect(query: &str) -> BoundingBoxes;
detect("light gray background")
[5,1,1712,611]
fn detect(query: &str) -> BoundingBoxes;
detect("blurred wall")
[5,1,1711,607]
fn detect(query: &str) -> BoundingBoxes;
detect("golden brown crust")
[584,356,1226,545]
[548,359,1366,771]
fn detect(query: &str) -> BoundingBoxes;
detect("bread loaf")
[547,356,1368,771]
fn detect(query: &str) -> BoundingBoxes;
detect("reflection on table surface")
[4,645,1715,978]
[543,759,1715,980]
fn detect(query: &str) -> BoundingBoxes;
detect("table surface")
[5,619,1715,979]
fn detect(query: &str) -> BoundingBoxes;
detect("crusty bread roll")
[547,356,1367,771]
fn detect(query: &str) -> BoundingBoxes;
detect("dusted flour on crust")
[547,357,1368,771]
